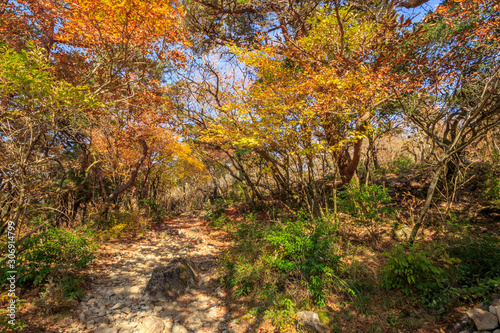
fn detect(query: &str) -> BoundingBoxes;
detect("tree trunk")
[98,140,148,216]
[337,136,364,184]
[409,166,443,244]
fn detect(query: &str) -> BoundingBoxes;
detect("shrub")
[381,244,458,313]
[204,198,232,229]
[37,276,76,313]
[212,213,229,229]
[223,211,341,308]
[0,293,26,331]
[481,148,500,199]
[264,297,297,331]
[263,212,341,305]
[482,170,500,200]
[382,233,500,313]
[447,234,500,302]
[140,199,168,223]
[448,234,500,280]
[390,156,414,174]
[221,213,269,296]
[60,275,86,300]
[382,245,450,293]
[0,227,96,287]
[97,211,149,239]
[339,182,394,242]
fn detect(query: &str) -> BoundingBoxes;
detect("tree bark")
[409,165,443,244]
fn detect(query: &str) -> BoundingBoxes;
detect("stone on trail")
[297,311,328,332]
[111,303,123,310]
[468,308,499,331]
[136,316,165,333]
[95,324,118,333]
[185,316,204,330]
[490,305,497,316]
[392,225,413,241]
[165,319,174,331]
[187,226,202,235]
[214,286,225,298]
[144,257,198,300]
[172,324,189,333]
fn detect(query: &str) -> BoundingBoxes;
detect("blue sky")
[398,0,444,23]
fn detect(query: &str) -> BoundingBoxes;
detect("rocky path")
[56,212,256,333]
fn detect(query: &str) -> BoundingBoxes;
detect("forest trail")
[54,212,258,333]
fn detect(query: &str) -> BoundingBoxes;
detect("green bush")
[382,234,500,312]
[264,297,297,331]
[0,294,26,331]
[221,212,269,296]
[212,213,229,229]
[447,234,500,302]
[263,212,341,305]
[37,276,76,313]
[204,198,232,229]
[391,156,414,173]
[227,181,245,203]
[140,199,168,223]
[382,245,450,293]
[95,211,149,239]
[481,148,500,200]
[339,182,394,241]
[381,244,458,313]
[0,227,97,287]
[60,275,86,300]
[448,234,500,280]
[482,170,500,200]
[223,211,341,307]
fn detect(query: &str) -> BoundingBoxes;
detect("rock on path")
[57,211,254,333]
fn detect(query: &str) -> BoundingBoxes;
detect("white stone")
[469,308,499,331]
[490,305,497,316]
[297,311,327,332]
[111,303,123,310]
[95,324,119,333]
[184,316,203,330]
[165,320,174,331]
[172,324,189,333]
[86,319,95,330]
[214,287,225,298]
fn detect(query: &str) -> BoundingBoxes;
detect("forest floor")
[21,211,273,333]
[15,203,498,333]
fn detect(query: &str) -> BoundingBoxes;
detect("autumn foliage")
[1,0,500,330]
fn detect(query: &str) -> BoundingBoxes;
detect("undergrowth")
[381,232,500,315]
[220,210,342,330]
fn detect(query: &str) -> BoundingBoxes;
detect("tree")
[388,0,500,242]
[195,3,404,214]
[0,45,95,234]
[0,0,194,226]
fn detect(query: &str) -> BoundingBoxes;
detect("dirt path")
[54,211,257,333]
